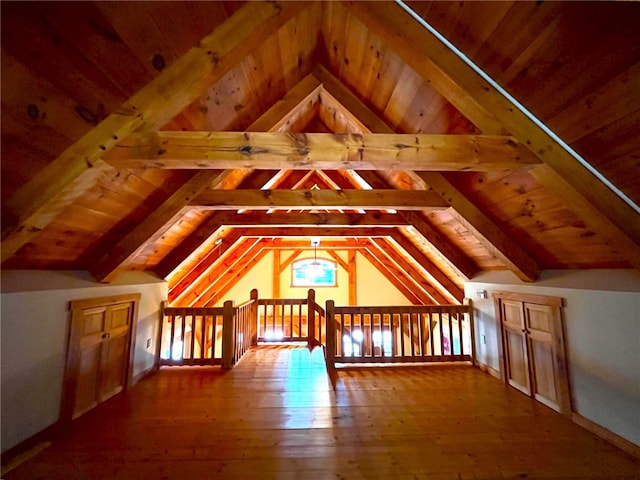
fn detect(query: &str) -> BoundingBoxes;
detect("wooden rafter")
[105,131,541,171]
[347,0,640,266]
[1,1,309,263]
[194,242,271,307]
[176,238,264,306]
[169,233,247,304]
[387,232,464,303]
[169,231,241,302]
[371,238,454,305]
[366,239,450,304]
[191,189,448,210]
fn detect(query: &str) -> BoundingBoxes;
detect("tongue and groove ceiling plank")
[345,0,640,265]
[1,1,310,263]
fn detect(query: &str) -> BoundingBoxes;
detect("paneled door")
[63,294,140,420]
[494,292,571,416]
[500,299,531,395]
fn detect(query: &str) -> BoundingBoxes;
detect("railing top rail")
[236,299,256,310]
[164,306,225,315]
[314,303,325,316]
[258,298,308,306]
[332,304,470,315]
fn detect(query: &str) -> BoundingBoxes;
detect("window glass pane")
[292,258,337,287]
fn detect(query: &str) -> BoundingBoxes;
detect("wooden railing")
[160,297,256,369]
[160,291,473,371]
[256,289,324,349]
[325,301,475,368]
[312,302,326,347]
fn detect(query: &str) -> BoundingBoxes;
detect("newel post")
[325,300,336,369]
[222,300,235,370]
[250,288,259,346]
[464,298,476,367]
[307,289,316,349]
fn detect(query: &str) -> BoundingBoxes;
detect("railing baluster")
[168,313,176,362]
[448,309,455,360]
[457,311,464,357]
[399,313,405,358]
[410,312,416,358]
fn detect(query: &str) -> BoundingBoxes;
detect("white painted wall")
[466,269,640,446]
[1,270,168,452]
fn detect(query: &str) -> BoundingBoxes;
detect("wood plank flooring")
[6,345,640,479]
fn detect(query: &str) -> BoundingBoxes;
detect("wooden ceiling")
[2,1,639,305]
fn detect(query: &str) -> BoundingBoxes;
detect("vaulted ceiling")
[2,1,639,306]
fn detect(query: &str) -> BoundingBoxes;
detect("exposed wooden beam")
[388,232,464,303]
[105,131,541,171]
[348,1,640,263]
[205,211,409,227]
[280,250,303,271]
[347,250,357,305]
[1,1,308,263]
[371,238,452,305]
[91,171,228,282]
[272,250,281,298]
[239,227,398,238]
[326,250,349,271]
[191,189,448,210]
[269,239,370,249]
[418,172,540,282]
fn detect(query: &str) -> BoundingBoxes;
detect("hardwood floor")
[6,345,640,479]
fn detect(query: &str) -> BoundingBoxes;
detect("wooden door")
[63,294,140,421]
[494,291,571,416]
[500,300,531,395]
[99,302,134,403]
[525,303,561,411]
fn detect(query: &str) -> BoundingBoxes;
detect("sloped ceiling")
[1,1,639,306]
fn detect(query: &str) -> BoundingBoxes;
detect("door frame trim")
[61,293,141,422]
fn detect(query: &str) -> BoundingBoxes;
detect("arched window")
[291,258,337,287]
